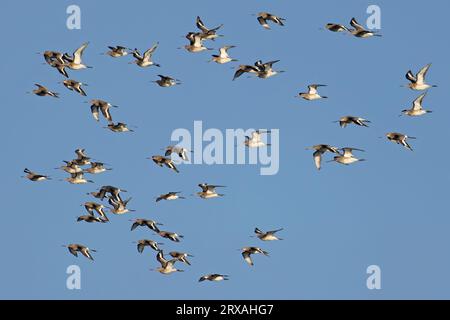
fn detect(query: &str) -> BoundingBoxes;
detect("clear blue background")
[1,0,449,299]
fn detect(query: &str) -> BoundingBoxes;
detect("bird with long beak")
[62,244,96,260]
[64,42,93,70]
[104,46,131,57]
[385,132,416,151]
[244,130,271,148]
[305,144,340,170]
[77,215,107,223]
[88,99,118,122]
[150,250,184,275]
[240,247,269,266]
[253,227,284,241]
[22,168,50,181]
[255,12,286,29]
[325,23,349,33]
[334,116,371,128]
[150,155,179,173]
[404,63,437,91]
[60,79,87,96]
[296,84,327,101]
[152,75,181,87]
[130,219,162,232]
[156,192,185,202]
[130,43,160,67]
[195,16,224,40]
[169,251,194,266]
[133,239,163,253]
[30,84,59,98]
[328,148,365,165]
[209,46,237,64]
[199,274,229,282]
[349,18,382,38]
[106,122,135,133]
[401,92,432,116]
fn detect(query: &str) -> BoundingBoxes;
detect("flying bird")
[405,64,436,91]
[105,46,130,57]
[109,197,134,214]
[72,148,91,166]
[61,79,87,96]
[297,84,327,100]
[151,250,184,274]
[63,244,96,260]
[210,46,237,64]
[254,227,284,241]
[130,43,160,67]
[386,132,416,151]
[254,60,284,79]
[306,145,340,170]
[150,156,179,173]
[31,84,59,98]
[183,33,212,53]
[134,239,163,253]
[325,23,349,33]
[56,161,82,174]
[329,148,365,165]
[152,75,181,87]
[241,247,269,266]
[64,172,94,184]
[89,99,118,122]
[256,12,285,29]
[83,162,111,174]
[401,92,432,116]
[197,183,225,199]
[349,18,381,38]
[232,64,260,80]
[169,251,194,266]
[130,219,162,232]
[335,116,371,128]
[83,202,109,221]
[196,16,223,40]
[199,274,229,282]
[156,192,185,202]
[165,146,191,161]
[157,230,184,242]
[244,130,271,148]
[65,42,92,70]
[23,168,50,181]
[77,215,107,223]
[106,122,134,133]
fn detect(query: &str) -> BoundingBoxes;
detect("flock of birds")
[24,12,437,283]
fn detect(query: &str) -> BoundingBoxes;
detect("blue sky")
[1,0,450,299]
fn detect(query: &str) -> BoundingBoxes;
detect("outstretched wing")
[73,42,89,64]
[144,42,159,60]
[416,63,431,84]
[412,92,426,111]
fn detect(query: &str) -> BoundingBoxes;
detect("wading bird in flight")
[254,227,284,241]
[335,116,371,128]
[385,133,416,151]
[405,64,436,91]
[199,274,229,282]
[256,12,285,29]
[63,244,96,260]
[328,148,365,165]
[306,145,340,170]
[401,92,432,117]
